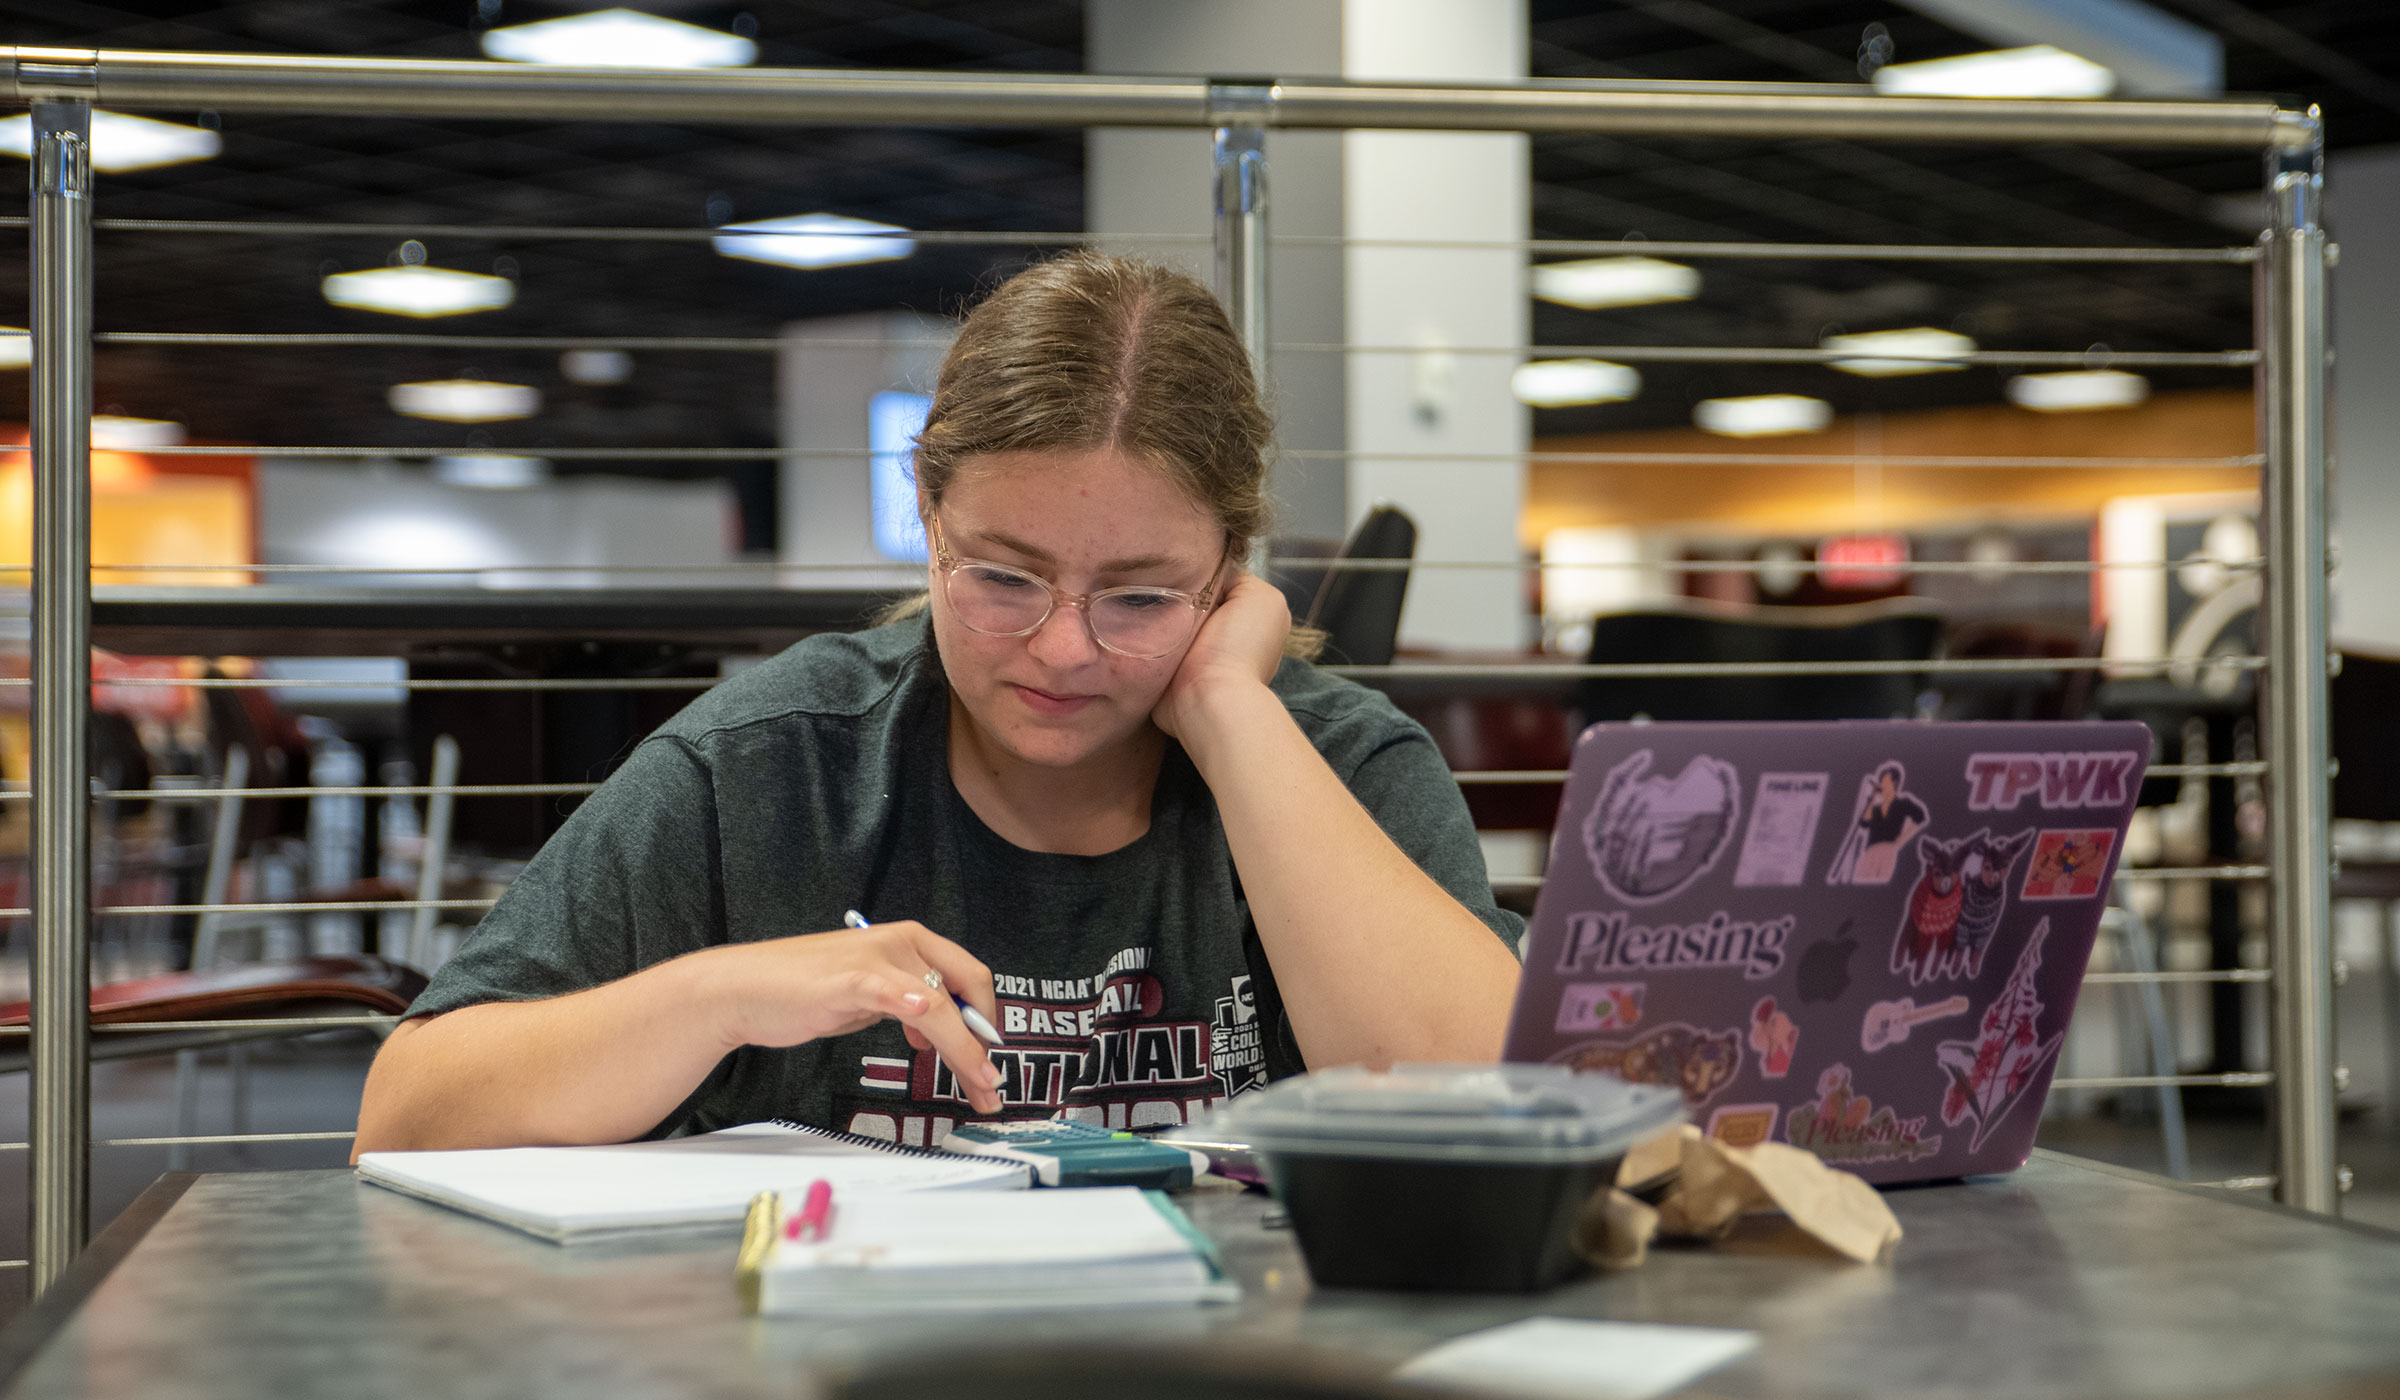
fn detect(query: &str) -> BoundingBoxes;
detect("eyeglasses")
[929,517,1219,660]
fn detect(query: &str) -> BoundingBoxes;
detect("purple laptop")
[1505,720,2150,1184]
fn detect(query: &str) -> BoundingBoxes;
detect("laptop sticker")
[1965,750,2143,811]
[1707,1103,1779,1149]
[1825,761,1929,885]
[1552,1022,1744,1107]
[1554,981,1645,1034]
[1935,920,2068,1152]
[1860,995,1970,1053]
[1783,1062,1944,1166]
[2020,829,2117,900]
[1748,995,1799,1078]
[1554,910,1793,980]
[1892,833,1969,985]
[1584,750,1743,904]
[1895,827,2040,984]
[1955,827,2037,971]
[1733,772,1829,887]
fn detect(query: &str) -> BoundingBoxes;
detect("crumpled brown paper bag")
[1573,1125,1903,1268]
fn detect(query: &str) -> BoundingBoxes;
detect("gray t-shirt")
[409,617,1523,1145]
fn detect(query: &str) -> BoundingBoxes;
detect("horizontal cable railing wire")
[0,657,2274,691]
[113,444,2267,470]
[2051,1072,2275,1090]
[1487,866,2266,892]
[0,1017,401,1035]
[86,330,2255,368]
[1452,762,2268,783]
[1318,656,2264,679]
[0,898,495,919]
[0,215,2259,262]
[0,555,2262,576]
[0,1131,358,1151]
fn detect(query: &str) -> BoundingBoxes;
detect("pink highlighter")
[786,1178,834,1242]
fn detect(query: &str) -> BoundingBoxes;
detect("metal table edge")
[0,1173,197,1397]
[2026,1148,2400,1242]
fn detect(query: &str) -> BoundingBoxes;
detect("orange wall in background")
[1525,387,2258,544]
[0,431,254,586]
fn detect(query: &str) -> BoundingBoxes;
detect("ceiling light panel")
[1695,394,1834,437]
[482,8,758,68]
[324,266,516,319]
[390,380,542,423]
[714,214,917,270]
[1512,359,1641,408]
[0,111,221,173]
[1531,256,1701,310]
[1821,327,1977,377]
[2007,370,2150,412]
[1871,45,2116,100]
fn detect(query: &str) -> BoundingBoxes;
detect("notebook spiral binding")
[769,1118,957,1160]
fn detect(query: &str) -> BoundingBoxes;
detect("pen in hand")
[842,909,1008,1049]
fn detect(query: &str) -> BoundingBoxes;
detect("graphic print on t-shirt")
[837,946,1261,1148]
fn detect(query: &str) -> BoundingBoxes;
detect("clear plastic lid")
[1170,1063,1686,1166]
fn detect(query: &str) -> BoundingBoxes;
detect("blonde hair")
[885,251,1320,659]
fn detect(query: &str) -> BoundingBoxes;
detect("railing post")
[1209,82,1271,390]
[2259,107,2338,1216]
[28,98,95,1290]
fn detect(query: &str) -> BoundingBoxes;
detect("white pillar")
[776,310,952,586]
[1341,0,1529,651]
[2328,146,2400,653]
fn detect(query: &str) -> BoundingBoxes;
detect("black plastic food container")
[1175,1065,1684,1294]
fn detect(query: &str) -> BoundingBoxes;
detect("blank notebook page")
[357,1122,1027,1240]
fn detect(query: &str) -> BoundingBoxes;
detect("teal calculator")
[941,1119,1210,1188]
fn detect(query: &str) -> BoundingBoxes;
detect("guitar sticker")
[1859,995,1970,1053]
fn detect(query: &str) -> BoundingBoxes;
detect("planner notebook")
[735,1186,1237,1314]
[355,1121,1031,1244]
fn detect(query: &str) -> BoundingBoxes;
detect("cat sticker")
[1893,826,2036,984]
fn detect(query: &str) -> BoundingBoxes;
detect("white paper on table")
[1392,1317,1759,1400]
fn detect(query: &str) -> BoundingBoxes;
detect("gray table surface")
[3,1150,2397,1400]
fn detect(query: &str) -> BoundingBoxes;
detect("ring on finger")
[922,969,945,994]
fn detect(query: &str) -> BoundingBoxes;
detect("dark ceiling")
[0,0,2392,549]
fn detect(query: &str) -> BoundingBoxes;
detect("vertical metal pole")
[28,100,95,1289]
[2259,109,2338,1216]
[1211,106,1270,390]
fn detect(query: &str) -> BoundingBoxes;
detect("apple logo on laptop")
[1798,921,1858,1005]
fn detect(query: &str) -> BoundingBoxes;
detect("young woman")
[353,253,1524,1154]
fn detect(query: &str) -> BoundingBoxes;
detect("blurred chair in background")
[1578,597,1944,727]
[1305,504,1417,668]
[1934,620,2103,721]
[2330,649,2400,1127]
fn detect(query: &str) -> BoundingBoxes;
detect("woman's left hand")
[1152,567,1288,741]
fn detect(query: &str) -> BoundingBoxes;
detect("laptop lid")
[1504,720,2151,1185]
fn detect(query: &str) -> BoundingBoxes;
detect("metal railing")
[4,47,2335,1291]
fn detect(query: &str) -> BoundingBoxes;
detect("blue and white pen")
[842,909,1008,1048]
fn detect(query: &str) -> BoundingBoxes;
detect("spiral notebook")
[736,1187,1237,1315]
[356,1121,1032,1244]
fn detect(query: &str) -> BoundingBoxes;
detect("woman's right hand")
[697,920,1005,1115]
